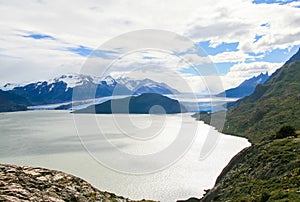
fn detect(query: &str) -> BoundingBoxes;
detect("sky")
[0,0,300,92]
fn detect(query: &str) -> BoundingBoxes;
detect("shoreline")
[0,163,154,202]
[0,111,250,201]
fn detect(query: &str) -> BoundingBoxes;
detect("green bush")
[275,126,297,139]
[260,192,271,202]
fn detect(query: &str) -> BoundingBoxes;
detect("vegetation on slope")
[201,137,300,201]
[195,60,300,144]
[222,61,300,143]
[188,48,300,201]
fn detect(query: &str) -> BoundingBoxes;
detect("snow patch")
[49,84,54,92]
[1,73,179,96]
[0,83,19,91]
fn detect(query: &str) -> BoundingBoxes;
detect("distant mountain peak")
[2,74,179,106]
[284,47,300,65]
[259,71,268,76]
[0,83,19,91]
[103,75,117,85]
[218,72,269,98]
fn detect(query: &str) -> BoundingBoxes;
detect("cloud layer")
[0,0,299,92]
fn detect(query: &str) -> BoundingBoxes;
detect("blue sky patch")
[197,41,239,56]
[253,0,299,5]
[93,49,118,59]
[254,34,264,43]
[248,46,300,63]
[179,66,200,75]
[68,45,92,57]
[68,45,118,59]
[247,52,265,57]
[214,62,237,75]
[23,33,55,40]
[179,62,236,76]
[260,22,270,27]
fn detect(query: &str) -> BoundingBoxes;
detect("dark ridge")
[74,93,186,114]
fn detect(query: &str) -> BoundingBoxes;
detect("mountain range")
[0,50,294,113]
[0,74,178,106]
[217,72,269,98]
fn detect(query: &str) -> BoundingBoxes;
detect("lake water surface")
[0,111,250,201]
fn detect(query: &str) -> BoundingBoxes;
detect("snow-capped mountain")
[0,83,19,91]
[217,72,269,98]
[116,77,178,95]
[2,74,178,106]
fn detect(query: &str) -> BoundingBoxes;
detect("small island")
[73,93,186,114]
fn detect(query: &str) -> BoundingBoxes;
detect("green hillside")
[223,60,300,143]
[194,50,300,143]
[200,137,300,202]
[187,48,300,202]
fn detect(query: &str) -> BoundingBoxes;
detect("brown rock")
[0,164,156,202]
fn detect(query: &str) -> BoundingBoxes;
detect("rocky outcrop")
[0,164,154,202]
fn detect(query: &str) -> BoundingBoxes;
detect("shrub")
[275,126,297,139]
[260,192,271,202]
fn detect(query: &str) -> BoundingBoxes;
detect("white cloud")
[0,0,298,91]
[185,0,300,53]
[220,61,283,90]
[210,51,261,63]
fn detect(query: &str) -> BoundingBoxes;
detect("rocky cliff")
[0,164,154,202]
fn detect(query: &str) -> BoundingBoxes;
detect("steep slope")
[0,90,29,112]
[263,47,300,86]
[200,138,300,202]
[187,47,300,202]
[74,93,185,114]
[223,60,300,143]
[217,72,269,98]
[197,49,300,143]
[284,47,300,65]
